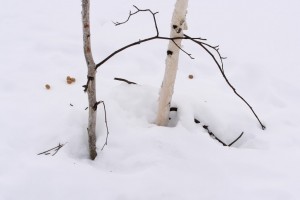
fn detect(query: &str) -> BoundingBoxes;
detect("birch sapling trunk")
[156,0,189,126]
[82,0,98,160]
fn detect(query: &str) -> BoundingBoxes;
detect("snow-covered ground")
[1,0,300,199]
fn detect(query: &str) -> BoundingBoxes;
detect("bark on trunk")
[82,0,97,160]
[156,0,189,126]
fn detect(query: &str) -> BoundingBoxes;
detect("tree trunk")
[156,0,189,126]
[82,0,97,160]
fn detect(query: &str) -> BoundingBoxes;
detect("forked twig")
[114,5,159,36]
[94,5,204,71]
[37,143,66,156]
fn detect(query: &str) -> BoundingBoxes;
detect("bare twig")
[94,6,203,71]
[114,77,137,85]
[37,143,66,156]
[192,116,244,146]
[202,125,228,146]
[93,100,110,151]
[228,132,244,147]
[171,40,194,59]
[201,124,244,147]
[185,34,265,130]
[114,5,159,36]
[200,42,226,72]
[88,5,265,130]
[100,101,109,151]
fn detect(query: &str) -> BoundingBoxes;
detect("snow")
[1,0,300,199]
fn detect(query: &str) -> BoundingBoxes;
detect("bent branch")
[89,5,265,130]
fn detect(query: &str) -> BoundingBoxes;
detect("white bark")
[156,0,189,126]
[82,0,97,160]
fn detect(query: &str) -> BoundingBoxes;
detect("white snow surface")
[1,0,300,199]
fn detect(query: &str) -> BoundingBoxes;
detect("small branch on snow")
[228,132,244,147]
[114,77,137,85]
[185,34,266,130]
[37,143,66,156]
[202,124,228,146]
[193,117,244,147]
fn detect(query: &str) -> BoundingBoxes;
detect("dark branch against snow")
[37,143,66,156]
[88,5,265,130]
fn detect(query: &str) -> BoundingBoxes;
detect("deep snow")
[1,0,300,199]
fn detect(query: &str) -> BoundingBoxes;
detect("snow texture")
[1,0,300,200]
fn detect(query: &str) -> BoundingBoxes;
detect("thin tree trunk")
[82,0,97,160]
[156,0,189,126]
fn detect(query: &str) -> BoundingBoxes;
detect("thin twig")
[228,132,244,146]
[113,11,138,26]
[95,36,202,70]
[37,143,66,156]
[95,36,156,69]
[114,77,137,85]
[113,5,159,36]
[171,39,194,59]
[92,100,110,151]
[200,42,226,72]
[100,101,109,151]
[185,34,265,130]
[193,117,244,146]
[202,125,228,146]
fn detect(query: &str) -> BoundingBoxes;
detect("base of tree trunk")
[88,135,97,160]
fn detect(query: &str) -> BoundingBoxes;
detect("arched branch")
[89,5,265,130]
[185,34,265,130]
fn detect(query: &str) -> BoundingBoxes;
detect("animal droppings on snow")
[45,84,51,90]
[66,76,76,84]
